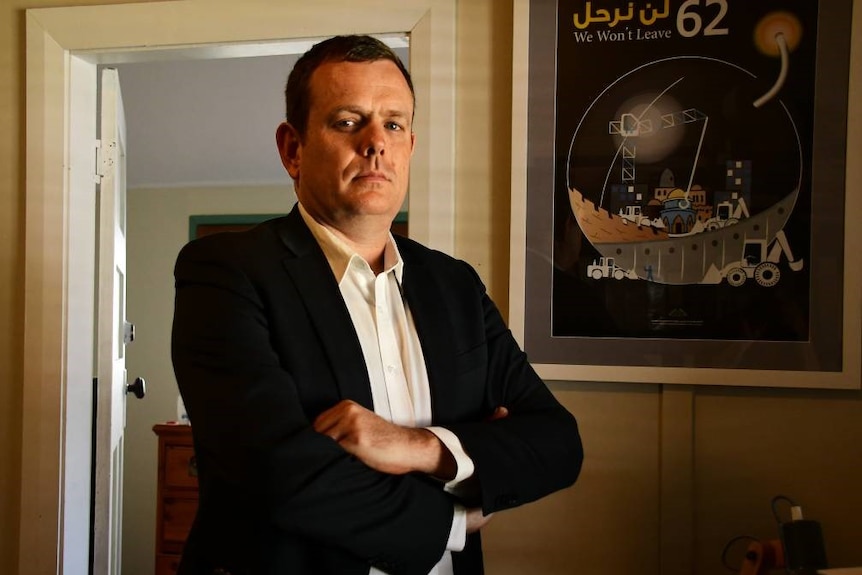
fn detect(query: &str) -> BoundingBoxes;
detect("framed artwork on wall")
[189,214,284,240]
[509,0,861,388]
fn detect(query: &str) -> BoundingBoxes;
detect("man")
[171,35,583,575]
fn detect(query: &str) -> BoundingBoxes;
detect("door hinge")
[123,321,135,345]
[94,139,103,183]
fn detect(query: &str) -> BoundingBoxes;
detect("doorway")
[116,44,411,573]
[22,3,455,573]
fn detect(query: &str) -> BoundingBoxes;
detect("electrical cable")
[771,494,798,524]
[721,534,759,572]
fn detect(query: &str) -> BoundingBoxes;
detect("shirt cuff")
[426,426,475,489]
[447,503,468,552]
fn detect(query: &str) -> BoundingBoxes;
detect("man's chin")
[346,208,401,221]
[345,193,404,218]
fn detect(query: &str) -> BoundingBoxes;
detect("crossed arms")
[171,226,583,574]
[314,398,508,533]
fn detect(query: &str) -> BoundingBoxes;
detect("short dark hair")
[284,35,415,137]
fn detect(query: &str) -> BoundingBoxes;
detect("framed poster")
[509,0,862,388]
[189,214,284,241]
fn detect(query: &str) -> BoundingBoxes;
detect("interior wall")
[3,0,861,574]
[0,3,24,571]
[123,185,295,575]
[483,383,663,573]
[453,0,512,307]
[692,387,862,573]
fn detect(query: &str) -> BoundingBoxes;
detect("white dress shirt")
[299,204,475,575]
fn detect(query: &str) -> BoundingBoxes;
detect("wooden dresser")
[153,424,198,575]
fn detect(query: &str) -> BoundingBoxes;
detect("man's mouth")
[354,171,390,182]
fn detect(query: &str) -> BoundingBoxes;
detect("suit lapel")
[400,256,459,426]
[275,209,374,410]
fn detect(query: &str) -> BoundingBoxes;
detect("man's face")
[278,59,415,230]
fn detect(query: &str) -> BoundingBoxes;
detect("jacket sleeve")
[443,262,584,514]
[171,236,453,575]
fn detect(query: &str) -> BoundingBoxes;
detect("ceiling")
[115,44,409,190]
[116,53,299,189]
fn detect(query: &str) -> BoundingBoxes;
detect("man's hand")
[466,508,494,533]
[487,406,509,421]
[313,400,456,479]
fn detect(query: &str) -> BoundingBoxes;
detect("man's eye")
[385,122,403,131]
[335,119,357,129]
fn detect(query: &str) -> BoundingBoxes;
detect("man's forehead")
[311,60,412,96]
[306,60,415,119]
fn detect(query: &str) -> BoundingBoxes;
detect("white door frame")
[23,1,456,572]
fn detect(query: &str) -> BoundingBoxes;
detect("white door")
[94,67,144,575]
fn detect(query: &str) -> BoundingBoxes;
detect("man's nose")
[360,124,386,157]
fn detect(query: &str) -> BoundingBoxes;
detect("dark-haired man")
[172,34,583,575]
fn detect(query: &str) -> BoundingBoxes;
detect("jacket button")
[497,494,518,507]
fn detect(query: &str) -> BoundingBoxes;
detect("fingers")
[466,508,495,534]
[487,406,509,421]
[313,399,366,441]
[313,399,394,453]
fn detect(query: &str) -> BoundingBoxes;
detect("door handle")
[126,376,146,399]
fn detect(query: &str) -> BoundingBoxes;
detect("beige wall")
[3,1,862,575]
[1,4,23,571]
[455,0,514,306]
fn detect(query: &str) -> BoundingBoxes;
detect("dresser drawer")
[156,553,181,575]
[164,445,198,488]
[154,424,198,569]
[162,495,198,551]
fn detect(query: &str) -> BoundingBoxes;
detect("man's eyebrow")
[384,109,411,119]
[328,106,412,118]
[331,105,365,115]
[326,106,365,120]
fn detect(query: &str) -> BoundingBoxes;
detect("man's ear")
[276,122,302,180]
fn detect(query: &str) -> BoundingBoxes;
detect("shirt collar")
[297,201,404,284]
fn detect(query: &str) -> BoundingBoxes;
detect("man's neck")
[326,221,389,274]
[299,203,392,274]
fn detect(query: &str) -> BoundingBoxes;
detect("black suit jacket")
[171,207,583,575]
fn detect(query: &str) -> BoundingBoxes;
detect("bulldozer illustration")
[720,229,804,287]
